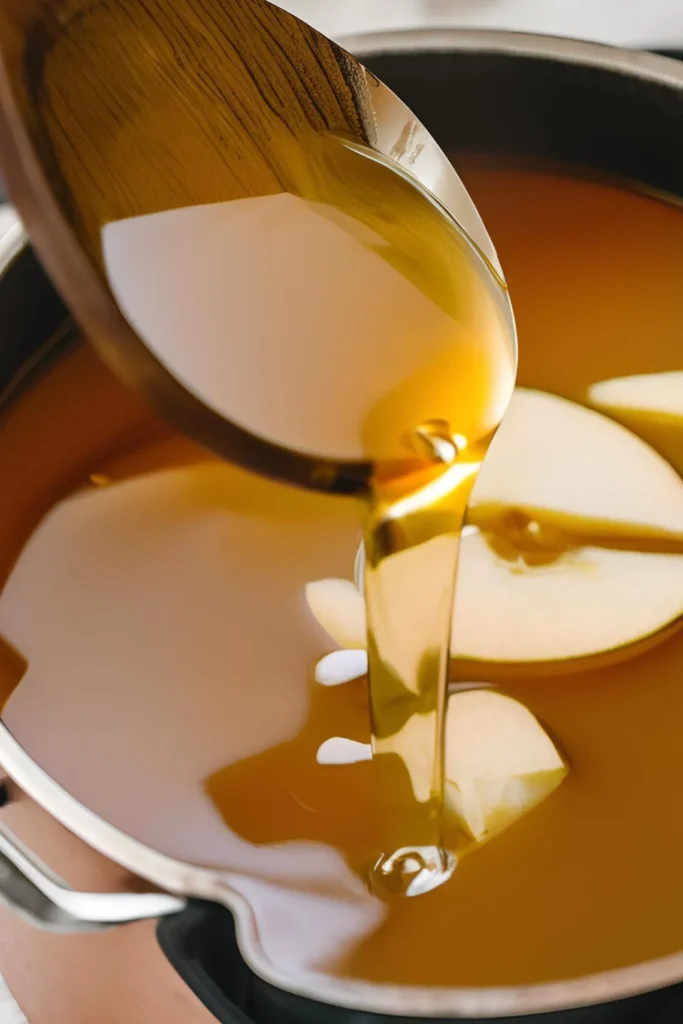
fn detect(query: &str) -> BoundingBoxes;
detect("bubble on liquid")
[411,420,462,465]
[372,845,456,898]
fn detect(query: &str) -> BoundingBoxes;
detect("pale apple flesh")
[588,371,683,424]
[443,688,567,846]
[468,388,683,543]
[306,388,683,672]
[305,579,367,652]
[315,688,568,852]
[587,371,683,477]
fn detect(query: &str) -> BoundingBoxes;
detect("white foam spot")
[316,737,372,765]
[314,649,367,686]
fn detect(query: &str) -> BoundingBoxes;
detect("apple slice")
[468,388,683,543]
[453,531,683,668]
[306,578,366,650]
[443,688,567,845]
[305,580,366,652]
[587,372,683,476]
[588,371,683,425]
[461,387,683,669]
[306,388,683,672]
[316,688,567,849]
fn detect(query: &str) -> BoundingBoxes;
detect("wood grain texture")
[5,0,374,262]
[0,0,377,492]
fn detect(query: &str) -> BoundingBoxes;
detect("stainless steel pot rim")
[2,28,683,1019]
[0,206,26,272]
[343,25,683,87]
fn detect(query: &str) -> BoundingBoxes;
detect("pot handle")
[0,792,184,932]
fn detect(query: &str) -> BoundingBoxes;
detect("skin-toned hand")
[0,791,216,1024]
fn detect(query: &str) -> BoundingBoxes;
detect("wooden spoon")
[0,0,510,493]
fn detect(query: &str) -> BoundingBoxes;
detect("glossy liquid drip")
[285,135,516,894]
[365,432,486,895]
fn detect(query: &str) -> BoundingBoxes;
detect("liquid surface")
[0,164,682,991]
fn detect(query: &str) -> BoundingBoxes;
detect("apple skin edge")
[449,616,683,683]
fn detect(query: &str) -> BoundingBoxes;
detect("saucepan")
[0,28,683,1024]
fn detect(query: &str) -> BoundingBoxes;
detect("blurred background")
[278,0,683,50]
[2,0,683,249]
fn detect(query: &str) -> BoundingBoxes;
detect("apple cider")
[0,162,682,991]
